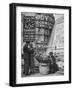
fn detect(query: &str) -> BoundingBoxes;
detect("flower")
[35,54,51,64]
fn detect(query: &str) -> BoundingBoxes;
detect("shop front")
[21,12,64,77]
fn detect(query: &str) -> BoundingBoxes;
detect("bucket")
[39,63,50,75]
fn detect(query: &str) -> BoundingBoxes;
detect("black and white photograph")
[10,3,71,87]
[21,12,64,77]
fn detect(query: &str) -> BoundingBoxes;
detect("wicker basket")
[39,63,50,75]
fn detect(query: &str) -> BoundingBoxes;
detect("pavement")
[22,70,64,77]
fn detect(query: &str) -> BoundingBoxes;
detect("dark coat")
[23,44,34,75]
[50,55,59,73]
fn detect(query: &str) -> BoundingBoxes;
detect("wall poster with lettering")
[10,3,71,87]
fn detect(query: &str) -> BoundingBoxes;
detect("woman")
[49,52,59,73]
[23,41,34,75]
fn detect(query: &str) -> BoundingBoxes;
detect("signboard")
[23,16,35,41]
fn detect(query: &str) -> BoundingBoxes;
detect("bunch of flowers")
[35,53,51,64]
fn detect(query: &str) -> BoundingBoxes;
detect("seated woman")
[49,52,59,73]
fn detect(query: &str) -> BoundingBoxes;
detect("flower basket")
[35,55,51,75]
[35,55,51,64]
